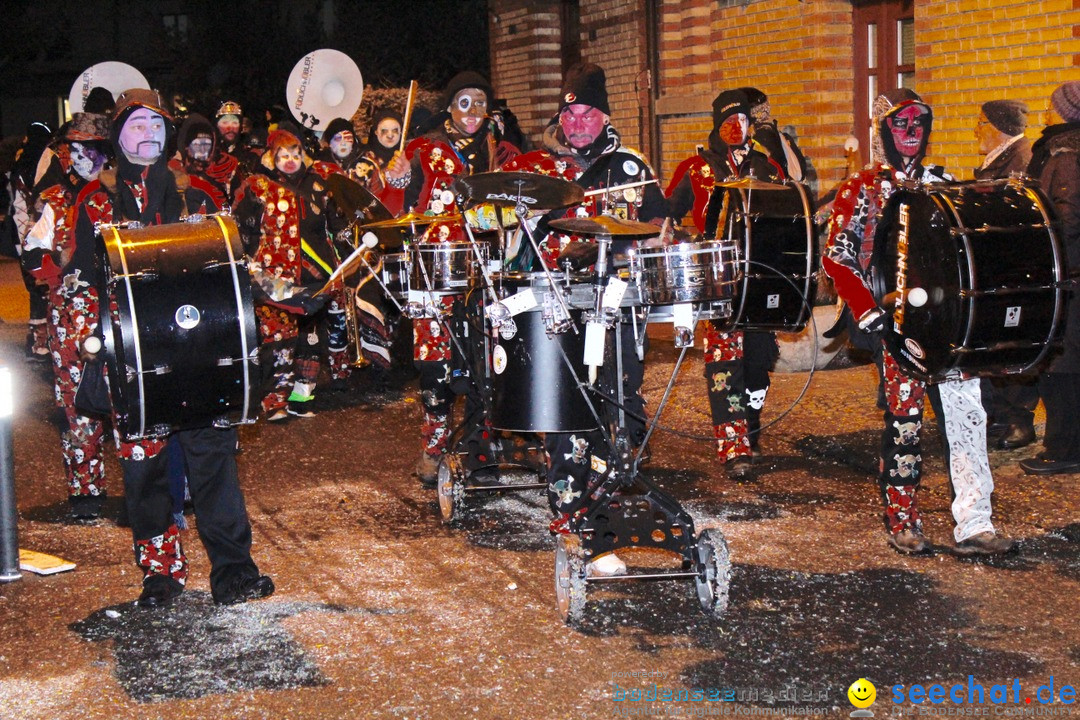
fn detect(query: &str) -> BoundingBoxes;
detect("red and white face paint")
[119,108,166,165]
[217,114,241,143]
[187,134,214,161]
[559,104,607,149]
[274,143,303,175]
[329,130,354,160]
[718,113,749,146]
[887,105,929,159]
[449,88,488,136]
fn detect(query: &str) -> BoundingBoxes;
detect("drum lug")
[151,364,172,375]
[202,259,244,271]
[185,213,206,224]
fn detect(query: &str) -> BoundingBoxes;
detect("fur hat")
[1051,81,1080,124]
[65,112,110,142]
[712,89,751,129]
[981,100,1027,135]
[560,62,609,115]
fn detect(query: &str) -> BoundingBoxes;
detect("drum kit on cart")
[89,161,1068,624]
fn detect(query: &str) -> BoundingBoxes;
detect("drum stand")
[503,215,731,624]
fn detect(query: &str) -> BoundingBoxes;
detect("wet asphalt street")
[0,258,1077,720]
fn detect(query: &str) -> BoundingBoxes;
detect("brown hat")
[65,112,110,142]
[981,100,1027,135]
[113,88,172,122]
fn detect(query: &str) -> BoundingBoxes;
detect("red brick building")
[488,0,1080,197]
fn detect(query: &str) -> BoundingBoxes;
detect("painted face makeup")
[718,113,749,146]
[449,88,488,136]
[119,108,167,164]
[274,144,303,175]
[329,130,354,160]
[559,104,607,149]
[69,142,106,180]
[375,118,401,150]
[188,135,214,161]
[888,104,929,159]
[217,114,241,142]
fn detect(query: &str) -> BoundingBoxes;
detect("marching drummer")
[665,88,793,480]
[502,62,668,577]
[73,88,275,606]
[384,71,517,486]
[822,88,1013,555]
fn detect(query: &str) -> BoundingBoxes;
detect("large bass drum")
[99,215,258,439]
[872,178,1066,381]
[715,182,817,331]
[488,272,599,433]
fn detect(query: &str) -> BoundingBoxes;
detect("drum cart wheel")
[692,528,732,618]
[437,454,466,523]
[554,533,587,624]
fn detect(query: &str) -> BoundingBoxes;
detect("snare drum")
[716,182,817,331]
[380,252,410,299]
[98,215,258,440]
[488,272,599,433]
[410,243,488,294]
[629,240,738,305]
[873,178,1066,381]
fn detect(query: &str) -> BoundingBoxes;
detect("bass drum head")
[729,182,817,331]
[101,217,258,439]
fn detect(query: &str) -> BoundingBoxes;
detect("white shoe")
[587,553,627,577]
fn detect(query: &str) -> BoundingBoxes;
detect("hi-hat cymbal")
[714,176,788,191]
[549,215,660,238]
[454,172,584,211]
[360,212,461,229]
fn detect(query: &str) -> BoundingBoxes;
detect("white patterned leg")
[938,378,997,542]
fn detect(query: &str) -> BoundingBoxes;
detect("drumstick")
[582,179,657,197]
[399,80,418,154]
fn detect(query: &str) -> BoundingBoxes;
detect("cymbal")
[325,173,393,224]
[549,215,660,238]
[360,211,461,229]
[714,176,788,191]
[454,171,584,211]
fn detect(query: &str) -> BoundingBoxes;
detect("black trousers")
[121,426,259,594]
[1038,372,1080,461]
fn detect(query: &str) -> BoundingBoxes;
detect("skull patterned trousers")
[702,324,778,463]
[120,426,262,595]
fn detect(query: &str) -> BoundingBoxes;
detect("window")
[853,0,914,163]
[163,13,188,43]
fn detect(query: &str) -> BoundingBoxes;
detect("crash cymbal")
[548,215,660,238]
[714,176,788,191]
[360,212,461,229]
[454,172,584,211]
[325,173,393,224]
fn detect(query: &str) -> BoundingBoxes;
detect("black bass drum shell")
[99,215,258,439]
[872,179,1065,381]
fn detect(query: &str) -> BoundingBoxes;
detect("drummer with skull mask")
[68,88,275,607]
[823,88,1013,556]
[22,112,112,520]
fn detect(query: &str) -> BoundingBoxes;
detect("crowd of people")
[3,60,1080,603]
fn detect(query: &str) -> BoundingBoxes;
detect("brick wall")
[916,0,1080,178]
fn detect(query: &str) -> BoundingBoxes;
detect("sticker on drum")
[499,318,518,340]
[440,189,454,207]
[904,338,925,359]
[622,160,639,176]
[623,187,637,203]
[174,304,201,330]
[492,344,507,374]
[1004,306,1021,328]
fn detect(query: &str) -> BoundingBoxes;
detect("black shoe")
[214,574,276,606]
[996,424,1036,450]
[137,576,184,609]
[1019,456,1080,476]
[727,456,755,481]
[886,528,929,554]
[986,422,1010,439]
[287,401,316,418]
[69,493,105,520]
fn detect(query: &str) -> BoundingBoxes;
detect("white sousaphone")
[68,61,150,114]
[286,49,364,131]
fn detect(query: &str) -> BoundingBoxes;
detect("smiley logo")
[848,678,876,709]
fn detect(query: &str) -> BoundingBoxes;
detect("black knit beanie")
[712,89,750,129]
[560,62,609,115]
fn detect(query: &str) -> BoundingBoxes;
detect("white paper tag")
[672,302,694,329]
[583,321,606,367]
[602,277,629,309]
[493,288,538,317]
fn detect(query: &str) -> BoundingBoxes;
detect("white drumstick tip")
[907,287,928,307]
[83,336,102,354]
